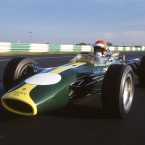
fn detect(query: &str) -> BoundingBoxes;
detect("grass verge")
[0,51,144,56]
[0,51,80,56]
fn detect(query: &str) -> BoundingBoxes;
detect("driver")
[93,40,108,56]
[93,40,112,64]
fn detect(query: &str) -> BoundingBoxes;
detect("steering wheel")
[86,55,95,66]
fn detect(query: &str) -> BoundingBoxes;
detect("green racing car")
[1,52,145,118]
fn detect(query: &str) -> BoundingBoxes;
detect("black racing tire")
[3,57,38,91]
[138,56,145,88]
[101,64,134,118]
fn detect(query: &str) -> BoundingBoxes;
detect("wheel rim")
[123,74,133,112]
[18,64,34,80]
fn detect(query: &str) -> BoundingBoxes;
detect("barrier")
[0,42,144,52]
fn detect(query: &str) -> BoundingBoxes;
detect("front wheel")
[138,56,145,88]
[101,64,134,118]
[3,57,38,91]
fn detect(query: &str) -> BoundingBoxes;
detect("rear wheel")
[138,56,145,88]
[101,64,134,118]
[3,57,38,91]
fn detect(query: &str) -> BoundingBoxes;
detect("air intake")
[2,99,36,116]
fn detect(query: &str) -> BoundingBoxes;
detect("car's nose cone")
[1,84,37,116]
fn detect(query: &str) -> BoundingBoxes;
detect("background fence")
[0,42,145,52]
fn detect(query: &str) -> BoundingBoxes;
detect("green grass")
[0,51,80,56]
[0,51,143,56]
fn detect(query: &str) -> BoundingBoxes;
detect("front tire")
[138,56,145,88]
[101,64,134,118]
[3,57,38,91]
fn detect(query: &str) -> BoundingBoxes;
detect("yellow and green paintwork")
[1,62,108,116]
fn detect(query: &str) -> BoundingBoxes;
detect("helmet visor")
[94,46,103,52]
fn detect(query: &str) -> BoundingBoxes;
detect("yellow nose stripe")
[51,62,85,73]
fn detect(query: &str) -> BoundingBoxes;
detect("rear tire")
[3,57,38,91]
[101,64,134,118]
[138,56,145,88]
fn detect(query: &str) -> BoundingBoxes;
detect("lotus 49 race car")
[1,52,145,118]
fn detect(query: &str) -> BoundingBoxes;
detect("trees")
[76,42,91,45]
[107,42,113,46]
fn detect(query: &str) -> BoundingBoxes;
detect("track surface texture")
[0,52,145,145]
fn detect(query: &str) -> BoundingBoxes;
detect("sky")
[0,0,145,46]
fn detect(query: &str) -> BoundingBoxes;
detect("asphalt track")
[0,53,145,145]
